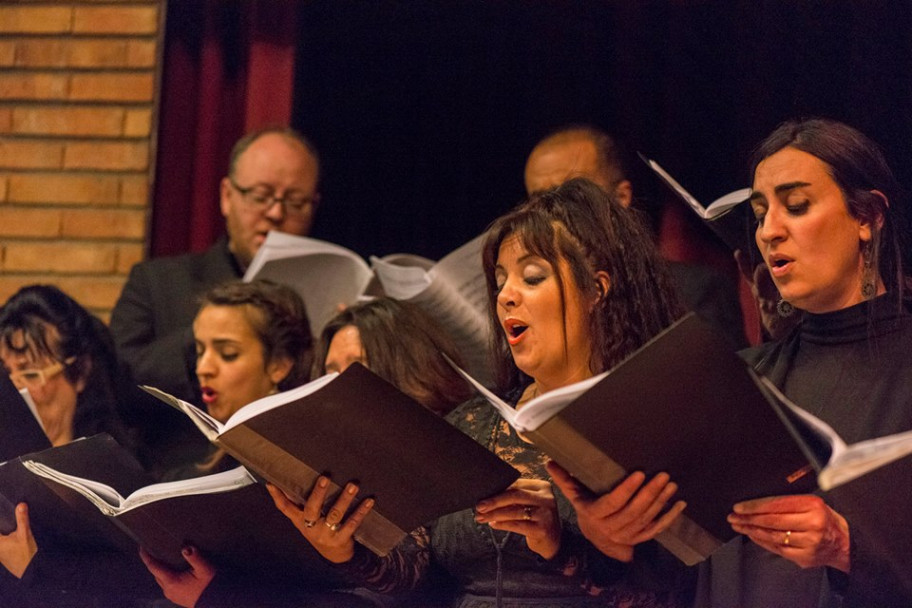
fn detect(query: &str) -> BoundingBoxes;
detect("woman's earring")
[777,299,795,318]
[861,241,877,299]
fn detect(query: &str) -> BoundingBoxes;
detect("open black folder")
[452,313,818,565]
[0,434,151,552]
[4,434,348,585]
[143,363,520,556]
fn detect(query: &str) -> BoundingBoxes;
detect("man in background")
[525,125,747,347]
[109,127,320,468]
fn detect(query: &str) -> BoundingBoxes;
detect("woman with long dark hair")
[312,297,473,416]
[271,179,695,607]
[697,118,912,607]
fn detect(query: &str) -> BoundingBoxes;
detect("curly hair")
[482,178,684,393]
[198,280,313,391]
[749,118,908,298]
[311,298,472,416]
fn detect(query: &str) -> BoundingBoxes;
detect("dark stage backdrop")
[292,1,912,265]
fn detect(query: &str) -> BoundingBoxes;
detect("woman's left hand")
[728,494,850,572]
[475,478,562,560]
[546,462,685,563]
[0,503,38,578]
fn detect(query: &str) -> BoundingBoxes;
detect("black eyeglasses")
[228,178,316,216]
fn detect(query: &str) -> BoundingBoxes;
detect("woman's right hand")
[140,545,215,608]
[547,462,686,562]
[0,503,38,578]
[267,476,375,564]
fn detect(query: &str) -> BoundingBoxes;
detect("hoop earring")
[777,299,795,318]
[861,241,877,299]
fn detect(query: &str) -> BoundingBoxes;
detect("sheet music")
[369,256,432,299]
[245,232,374,333]
[373,235,493,386]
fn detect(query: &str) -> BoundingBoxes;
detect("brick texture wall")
[0,1,163,320]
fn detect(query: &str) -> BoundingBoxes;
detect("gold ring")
[783,530,791,546]
[523,506,534,521]
[325,521,340,532]
[303,519,317,528]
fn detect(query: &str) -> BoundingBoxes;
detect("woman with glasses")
[0,284,159,606]
[0,286,132,449]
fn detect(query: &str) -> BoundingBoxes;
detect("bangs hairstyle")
[312,298,472,417]
[199,280,313,391]
[482,178,683,393]
[1,284,103,390]
[749,118,908,297]
[0,284,128,440]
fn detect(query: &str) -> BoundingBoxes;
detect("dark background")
[290,1,912,263]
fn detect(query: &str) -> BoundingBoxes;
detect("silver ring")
[325,521,341,532]
[303,519,317,528]
[523,506,534,521]
[783,530,791,546]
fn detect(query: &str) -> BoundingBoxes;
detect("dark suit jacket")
[109,237,241,470]
[110,237,241,404]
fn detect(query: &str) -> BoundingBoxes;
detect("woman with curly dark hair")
[271,178,695,607]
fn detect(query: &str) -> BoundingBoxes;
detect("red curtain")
[151,0,299,257]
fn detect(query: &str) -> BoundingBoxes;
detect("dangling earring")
[861,241,877,299]
[777,299,795,318]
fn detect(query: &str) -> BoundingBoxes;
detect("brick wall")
[0,1,163,320]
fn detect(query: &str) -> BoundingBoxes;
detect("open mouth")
[200,387,217,404]
[768,254,793,276]
[504,319,528,345]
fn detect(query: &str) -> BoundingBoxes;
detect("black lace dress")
[342,396,695,608]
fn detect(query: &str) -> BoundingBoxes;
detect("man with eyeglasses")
[109,127,320,468]
[220,128,320,270]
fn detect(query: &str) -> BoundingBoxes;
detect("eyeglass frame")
[8,357,77,388]
[227,177,317,216]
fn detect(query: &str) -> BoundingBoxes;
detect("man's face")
[524,137,632,207]
[220,133,319,269]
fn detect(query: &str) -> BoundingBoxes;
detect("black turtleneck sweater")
[695,294,912,608]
